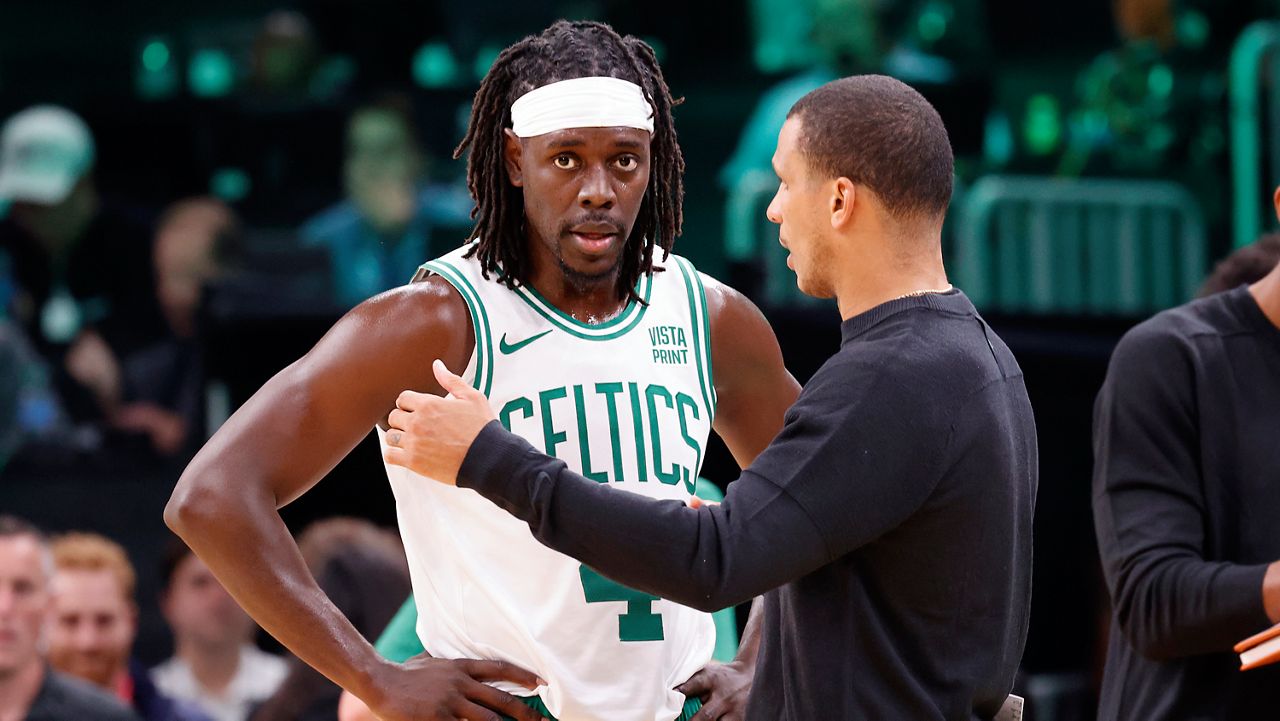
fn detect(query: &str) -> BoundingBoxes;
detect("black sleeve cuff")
[456,420,539,500]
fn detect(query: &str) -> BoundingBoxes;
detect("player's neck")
[1249,261,1280,329]
[525,248,629,325]
[0,658,43,721]
[177,638,241,695]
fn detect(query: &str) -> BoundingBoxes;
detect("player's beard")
[553,215,629,294]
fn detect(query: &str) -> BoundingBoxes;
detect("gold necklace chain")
[891,285,953,302]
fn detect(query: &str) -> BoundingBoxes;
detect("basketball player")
[166,21,798,721]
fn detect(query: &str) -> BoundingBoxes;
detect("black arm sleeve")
[457,365,945,611]
[1092,324,1271,660]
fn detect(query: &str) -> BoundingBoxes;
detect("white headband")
[510,76,655,138]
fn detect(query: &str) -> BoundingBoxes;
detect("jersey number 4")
[579,565,664,641]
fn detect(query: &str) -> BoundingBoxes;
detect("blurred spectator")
[249,518,409,721]
[111,198,239,458]
[0,515,140,721]
[48,533,210,721]
[152,540,286,721]
[0,105,167,428]
[1198,233,1280,297]
[250,11,321,99]
[722,0,989,190]
[300,94,472,308]
[1058,0,1225,200]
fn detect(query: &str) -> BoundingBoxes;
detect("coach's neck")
[831,192,949,321]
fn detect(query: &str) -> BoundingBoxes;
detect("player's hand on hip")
[677,660,753,721]
[384,359,497,484]
[368,654,546,721]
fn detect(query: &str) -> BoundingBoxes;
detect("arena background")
[3,1,1278,718]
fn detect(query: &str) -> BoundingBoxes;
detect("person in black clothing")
[0,105,166,428]
[1091,188,1280,721]
[383,75,1039,720]
[24,670,142,721]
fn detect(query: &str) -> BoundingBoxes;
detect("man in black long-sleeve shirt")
[385,76,1038,720]
[1092,194,1280,720]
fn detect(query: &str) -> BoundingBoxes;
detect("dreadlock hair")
[454,20,684,303]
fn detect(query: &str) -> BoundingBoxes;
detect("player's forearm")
[732,599,764,665]
[166,462,389,704]
[458,422,828,611]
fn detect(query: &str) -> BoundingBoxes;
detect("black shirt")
[25,667,140,721]
[459,290,1038,720]
[1093,285,1280,720]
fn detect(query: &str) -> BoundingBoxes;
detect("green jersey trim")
[673,257,716,424]
[420,260,495,397]
[510,271,653,341]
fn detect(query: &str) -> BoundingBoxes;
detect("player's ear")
[504,129,525,188]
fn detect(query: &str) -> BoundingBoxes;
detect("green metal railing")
[953,175,1206,315]
[1229,20,1280,249]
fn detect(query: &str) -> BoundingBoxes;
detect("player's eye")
[554,155,578,170]
[615,155,639,171]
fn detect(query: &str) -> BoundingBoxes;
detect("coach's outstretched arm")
[385,284,950,613]
[166,277,544,721]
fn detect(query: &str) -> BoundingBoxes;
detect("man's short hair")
[50,532,137,604]
[1197,233,1280,297]
[0,514,52,580]
[788,75,954,222]
[0,514,44,542]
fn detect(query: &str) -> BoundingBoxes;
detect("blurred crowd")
[0,514,408,721]
[0,0,1273,472]
[0,90,470,472]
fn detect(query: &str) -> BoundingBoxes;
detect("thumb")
[432,359,471,398]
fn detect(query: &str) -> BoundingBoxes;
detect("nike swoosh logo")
[499,329,552,354]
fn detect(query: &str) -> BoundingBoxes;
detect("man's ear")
[830,177,856,230]
[504,129,524,188]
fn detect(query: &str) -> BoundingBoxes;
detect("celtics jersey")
[379,243,718,721]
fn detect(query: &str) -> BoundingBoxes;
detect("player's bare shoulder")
[327,271,475,373]
[697,272,773,351]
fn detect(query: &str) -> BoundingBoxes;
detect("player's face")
[48,568,136,688]
[0,536,51,677]
[506,126,651,290]
[767,117,836,298]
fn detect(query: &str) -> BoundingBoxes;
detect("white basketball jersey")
[380,244,718,721]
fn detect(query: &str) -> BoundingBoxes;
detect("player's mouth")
[568,225,621,255]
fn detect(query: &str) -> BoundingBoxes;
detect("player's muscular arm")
[166,277,542,721]
[704,276,800,468]
[682,277,798,720]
